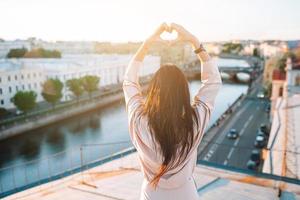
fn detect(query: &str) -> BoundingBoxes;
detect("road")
[198,78,270,170]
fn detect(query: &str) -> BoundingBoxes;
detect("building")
[0,60,45,109]
[0,54,160,109]
[263,57,300,179]
[0,39,97,58]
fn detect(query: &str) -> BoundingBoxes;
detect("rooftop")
[5,151,300,200]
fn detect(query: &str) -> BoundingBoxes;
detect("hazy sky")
[1,0,300,42]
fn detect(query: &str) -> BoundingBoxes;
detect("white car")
[257,91,265,99]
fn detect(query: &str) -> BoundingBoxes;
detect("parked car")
[259,124,269,136]
[254,135,266,148]
[265,104,270,112]
[247,149,262,170]
[257,91,265,99]
[227,129,239,139]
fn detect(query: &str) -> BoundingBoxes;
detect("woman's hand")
[132,23,169,62]
[170,23,200,49]
[171,23,210,62]
[144,23,170,47]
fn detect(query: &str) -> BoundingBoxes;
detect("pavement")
[198,75,270,170]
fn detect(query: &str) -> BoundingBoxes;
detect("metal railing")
[0,140,134,198]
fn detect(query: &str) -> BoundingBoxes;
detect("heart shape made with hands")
[160,30,178,42]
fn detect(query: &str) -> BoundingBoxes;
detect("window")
[15,75,18,80]
[28,84,31,90]
[33,73,36,78]
[16,86,19,91]
[28,74,30,79]
[22,85,25,90]
[8,76,11,81]
[0,99,4,105]
[0,88,2,95]
[9,86,12,93]
[21,75,24,79]
[34,83,37,88]
[0,77,2,83]
[279,87,283,97]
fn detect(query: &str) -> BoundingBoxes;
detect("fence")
[1,139,299,198]
[0,141,134,198]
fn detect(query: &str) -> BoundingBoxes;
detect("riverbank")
[0,78,150,140]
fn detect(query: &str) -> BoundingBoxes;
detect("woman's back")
[123,23,222,199]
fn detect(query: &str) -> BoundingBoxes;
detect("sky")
[0,0,300,42]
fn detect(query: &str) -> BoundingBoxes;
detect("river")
[0,80,247,194]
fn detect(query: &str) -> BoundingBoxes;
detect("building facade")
[0,54,160,109]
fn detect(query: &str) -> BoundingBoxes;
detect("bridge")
[182,54,262,83]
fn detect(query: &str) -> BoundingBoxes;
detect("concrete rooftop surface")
[4,152,300,200]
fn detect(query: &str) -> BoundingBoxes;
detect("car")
[247,149,262,170]
[247,160,258,170]
[257,91,265,99]
[259,124,269,135]
[256,129,266,137]
[254,135,266,148]
[227,129,239,139]
[265,104,270,112]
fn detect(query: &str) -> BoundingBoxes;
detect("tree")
[12,91,37,114]
[80,75,100,99]
[24,48,61,58]
[6,48,28,58]
[66,78,84,102]
[277,51,296,72]
[42,79,63,109]
[253,48,260,57]
[222,43,243,54]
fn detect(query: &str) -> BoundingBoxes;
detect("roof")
[286,94,300,178]
[272,69,286,81]
[4,152,300,200]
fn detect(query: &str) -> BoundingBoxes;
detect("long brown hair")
[143,64,198,187]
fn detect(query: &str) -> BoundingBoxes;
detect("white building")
[0,60,45,109]
[259,42,287,58]
[0,39,96,58]
[36,41,96,54]
[0,54,160,109]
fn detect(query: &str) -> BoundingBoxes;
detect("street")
[198,79,270,170]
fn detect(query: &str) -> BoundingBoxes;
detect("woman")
[123,23,222,199]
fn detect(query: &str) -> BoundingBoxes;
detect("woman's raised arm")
[123,23,169,146]
[170,23,222,133]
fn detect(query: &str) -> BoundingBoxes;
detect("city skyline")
[1,0,300,42]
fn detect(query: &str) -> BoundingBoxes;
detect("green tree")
[80,75,100,99]
[6,48,28,58]
[222,43,243,54]
[253,48,260,57]
[42,78,63,109]
[24,48,61,58]
[12,91,37,114]
[66,78,84,102]
[277,51,296,72]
